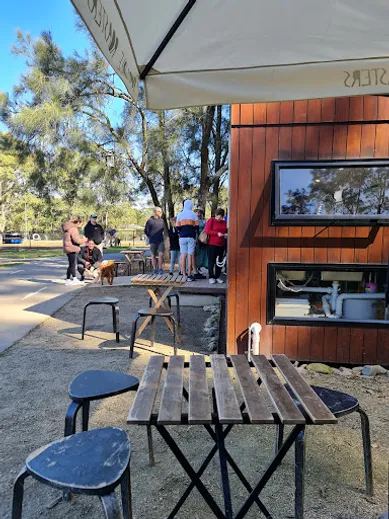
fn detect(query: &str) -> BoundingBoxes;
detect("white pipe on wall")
[322,295,336,318]
[248,322,262,362]
[335,293,385,319]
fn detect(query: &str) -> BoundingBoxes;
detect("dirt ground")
[0,285,388,519]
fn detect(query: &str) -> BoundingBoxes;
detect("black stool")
[148,291,180,323]
[129,307,178,358]
[12,428,132,519]
[114,261,130,277]
[82,298,120,343]
[276,385,373,516]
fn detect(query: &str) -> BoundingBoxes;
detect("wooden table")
[121,250,146,273]
[131,274,187,345]
[128,354,337,519]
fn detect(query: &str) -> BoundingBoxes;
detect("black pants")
[207,245,224,279]
[66,252,77,279]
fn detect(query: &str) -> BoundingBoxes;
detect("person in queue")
[144,207,165,274]
[205,208,227,284]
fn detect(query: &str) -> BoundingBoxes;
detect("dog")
[97,260,115,286]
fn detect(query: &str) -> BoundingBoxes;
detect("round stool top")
[138,307,173,317]
[311,385,359,416]
[26,427,130,494]
[87,297,119,305]
[69,370,139,402]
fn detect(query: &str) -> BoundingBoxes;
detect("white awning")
[72,0,389,109]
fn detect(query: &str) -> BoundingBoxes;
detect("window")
[272,160,389,225]
[267,263,389,327]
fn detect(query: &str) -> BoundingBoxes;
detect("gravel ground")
[0,285,388,519]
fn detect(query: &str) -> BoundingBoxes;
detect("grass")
[0,262,25,268]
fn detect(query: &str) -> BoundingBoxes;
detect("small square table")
[127,354,337,519]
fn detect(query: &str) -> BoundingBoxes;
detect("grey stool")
[148,291,180,323]
[114,261,130,277]
[12,427,132,519]
[82,297,120,343]
[129,307,178,358]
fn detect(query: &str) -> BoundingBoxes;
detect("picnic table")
[128,353,337,519]
[131,273,187,344]
[121,249,146,272]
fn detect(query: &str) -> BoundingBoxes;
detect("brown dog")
[98,260,115,286]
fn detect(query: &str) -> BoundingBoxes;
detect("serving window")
[267,263,389,327]
[271,160,389,225]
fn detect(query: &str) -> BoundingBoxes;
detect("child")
[168,216,180,275]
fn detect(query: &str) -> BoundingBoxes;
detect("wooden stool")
[12,427,132,519]
[148,291,180,323]
[129,307,178,358]
[82,298,120,343]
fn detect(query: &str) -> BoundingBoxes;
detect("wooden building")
[227,96,389,365]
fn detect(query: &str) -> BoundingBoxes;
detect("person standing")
[144,207,165,274]
[176,200,198,282]
[168,216,180,275]
[195,208,208,274]
[205,208,227,284]
[84,214,105,255]
[77,240,103,281]
[62,216,88,286]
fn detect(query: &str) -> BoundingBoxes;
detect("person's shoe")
[216,278,224,284]
[194,272,206,279]
[209,278,216,284]
[152,269,158,274]
[169,271,173,276]
[80,275,85,281]
[65,279,72,286]
[158,269,164,275]
[71,278,84,285]
[187,275,196,282]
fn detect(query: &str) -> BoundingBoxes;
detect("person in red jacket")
[205,208,227,284]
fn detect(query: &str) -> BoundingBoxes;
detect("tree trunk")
[158,112,175,219]
[198,106,215,211]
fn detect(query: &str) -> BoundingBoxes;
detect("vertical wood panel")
[337,327,351,364]
[235,128,253,353]
[363,329,378,364]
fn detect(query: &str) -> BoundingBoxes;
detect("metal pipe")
[321,295,336,318]
[248,323,262,362]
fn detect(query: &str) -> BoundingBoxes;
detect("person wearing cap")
[84,214,105,254]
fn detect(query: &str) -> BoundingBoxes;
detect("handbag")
[198,229,209,244]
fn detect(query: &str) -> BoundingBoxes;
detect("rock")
[203,305,218,312]
[306,363,333,375]
[352,366,363,374]
[296,366,307,375]
[206,327,217,337]
[339,366,353,376]
[361,365,387,377]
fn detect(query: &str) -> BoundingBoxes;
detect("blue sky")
[1,0,90,97]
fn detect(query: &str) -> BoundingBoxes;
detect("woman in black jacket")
[168,217,180,275]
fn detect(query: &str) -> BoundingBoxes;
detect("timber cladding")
[228,96,389,365]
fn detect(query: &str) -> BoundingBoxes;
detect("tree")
[1,30,230,221]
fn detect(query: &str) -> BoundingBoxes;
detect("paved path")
[0,253,121,353]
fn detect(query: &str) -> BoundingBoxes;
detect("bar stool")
[148,291,180,323]
[276,385,373,502]
[12,427,132,519]
[82,297,120,343]
[129,307,178,358]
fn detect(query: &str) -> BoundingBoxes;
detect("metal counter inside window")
[267,263,389,327]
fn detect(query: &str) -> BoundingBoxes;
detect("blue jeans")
[170,250,180,272]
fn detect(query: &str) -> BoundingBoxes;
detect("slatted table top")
[127,354,337,426]
[131,273,188,286]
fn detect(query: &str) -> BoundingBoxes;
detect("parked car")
[3,232,23,244]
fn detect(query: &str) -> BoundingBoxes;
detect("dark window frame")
[267,262,389,328]
[271,159,389,226]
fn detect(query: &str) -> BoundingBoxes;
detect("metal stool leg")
[112,304,120,343]
[64,400,83,436]
[358,407,374,496]
[129,314,141,358]
[149,297,153,308]
[175,294,181,324]
[81,304,90,340]
[295,427,306,519]
[82,400,90,432]
[171,316,177,355]
[12,466,29,519]
[150,316,156,349]
[147,425,155,466]
[275,424,284,456]
[121,465,133,519]
[100,492,122,519]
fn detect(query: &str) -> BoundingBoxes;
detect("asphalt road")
[0,253,122,353]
